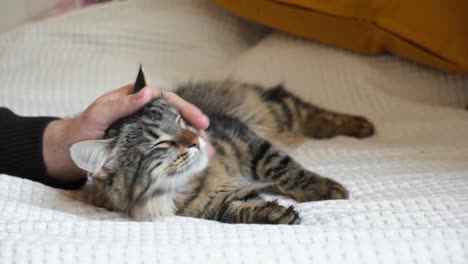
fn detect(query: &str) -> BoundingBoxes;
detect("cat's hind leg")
[260,85,375,139]
[303,111,374,139]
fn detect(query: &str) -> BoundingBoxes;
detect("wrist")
[43,118,86,181]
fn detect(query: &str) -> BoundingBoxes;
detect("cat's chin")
[187,137,209,173]
[130,138,210,221]
[190,136,210,172]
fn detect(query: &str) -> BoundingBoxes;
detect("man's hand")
[43,84,214,182]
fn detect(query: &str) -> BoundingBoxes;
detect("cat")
[70,67,375,224]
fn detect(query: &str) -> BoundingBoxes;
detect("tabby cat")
[70,68,374,224]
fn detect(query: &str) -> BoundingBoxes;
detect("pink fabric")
[29,0,113,22]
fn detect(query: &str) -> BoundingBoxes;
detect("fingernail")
[202,114,210,126]
[135,88,146,100]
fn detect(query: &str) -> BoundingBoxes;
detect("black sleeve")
[0,107,86,189]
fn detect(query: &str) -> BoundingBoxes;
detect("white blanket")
[0,0,467,263]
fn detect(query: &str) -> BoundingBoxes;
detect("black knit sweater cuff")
[0,108,86,189]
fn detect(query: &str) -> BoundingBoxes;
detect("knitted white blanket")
[1,0,467,263]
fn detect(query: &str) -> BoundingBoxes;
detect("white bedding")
[1,0,467,263]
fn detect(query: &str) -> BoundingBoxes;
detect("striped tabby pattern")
[79,79,374,224]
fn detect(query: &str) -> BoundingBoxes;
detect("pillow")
[213,0,468,74]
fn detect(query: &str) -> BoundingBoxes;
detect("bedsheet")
[0,0,467,263]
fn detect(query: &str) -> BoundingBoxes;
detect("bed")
[0,0,467,263]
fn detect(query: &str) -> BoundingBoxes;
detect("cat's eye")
[153,140,175,149]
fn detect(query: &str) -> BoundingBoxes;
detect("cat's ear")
[70,139,112,177]
[133,65,147,94]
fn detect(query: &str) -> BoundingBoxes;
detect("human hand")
[43,84,214,182]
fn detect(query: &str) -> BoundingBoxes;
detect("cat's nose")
[178,130,200,149]
[190,137,199,149]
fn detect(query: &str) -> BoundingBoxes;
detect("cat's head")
[70,68,209,220]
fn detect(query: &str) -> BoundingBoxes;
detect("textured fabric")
[213,0,468,73]
[0,0,468,263]
[0,108,86,189]
[0,0,120,33]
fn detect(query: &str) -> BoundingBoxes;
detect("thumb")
[93,86,153,128]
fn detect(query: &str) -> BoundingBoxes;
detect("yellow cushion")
[214,0,468,74]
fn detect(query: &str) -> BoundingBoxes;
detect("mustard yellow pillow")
[214,0,468,74]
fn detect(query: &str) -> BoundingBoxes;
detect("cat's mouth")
[169,136,209,178]
[127,137,210,220]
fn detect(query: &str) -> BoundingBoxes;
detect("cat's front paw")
[321,178,349,199]
[281,173,349,202]
[246,202,301,225]
[260,204,301,225]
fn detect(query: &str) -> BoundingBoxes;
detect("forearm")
[43,118,87,181]
[0,108,86,189]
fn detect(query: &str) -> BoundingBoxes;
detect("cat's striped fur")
[72,75,374,224]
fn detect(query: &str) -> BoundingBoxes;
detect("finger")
[156,89,210,130]
[93,83,135,104]
[88,86,153,128]
[179,105,210,131]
